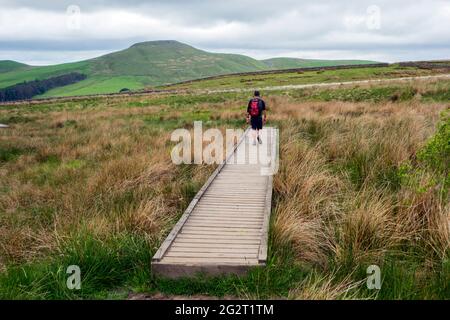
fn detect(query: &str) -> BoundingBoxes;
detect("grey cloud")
[0,0,449,64]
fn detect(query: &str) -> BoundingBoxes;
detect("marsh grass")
[0,79,448,299]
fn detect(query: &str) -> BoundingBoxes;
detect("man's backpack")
[249,98,260,117]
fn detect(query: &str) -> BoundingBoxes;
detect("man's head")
[254,90,260,97]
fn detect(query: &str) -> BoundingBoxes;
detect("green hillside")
[0,40,379,98]
[0,61,90,89]
[88,41,269,82]
[262,57,378,69]
[0,60,30,73]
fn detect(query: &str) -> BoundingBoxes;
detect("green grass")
[161,65,436,91]
[0,60,30,73]
[303,86,417,103]
[0,146,26,162]
[0,232,152,299]
[38,76,146,97]
[262,57,377,69]
[0,61,90,89]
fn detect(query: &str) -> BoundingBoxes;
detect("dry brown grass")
[288,272,363,300]
[0,86,448,299]
[0,103,212,266]
[271,98,448,274]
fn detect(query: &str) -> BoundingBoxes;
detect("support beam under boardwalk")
[151,127,278,278]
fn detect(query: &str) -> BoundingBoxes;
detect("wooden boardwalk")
[152,127,278,278]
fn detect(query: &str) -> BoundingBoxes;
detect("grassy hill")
[0,40,379,98]
[0,60,30,73]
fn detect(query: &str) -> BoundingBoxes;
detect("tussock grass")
[0,79,448,299]
[288,272,364,300]
[271,97,448,299]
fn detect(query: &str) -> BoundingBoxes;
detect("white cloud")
[0,0,449,64]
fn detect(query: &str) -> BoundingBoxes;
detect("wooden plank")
[181,225,262,231]
[215,176,266,180]
[175,240,260,245]
[191,213,263,218]
[193,206,263,211]
[189,213,264,218]
[183,222,262,229]
[201,194,265,198]
[165,251,259,258]
[197,201,265,206]
[211,180,264,183]
[205,190,264,193]
[204,189,265,192]
[201,194,266,198]
[258,128,276,264]
[185,218,262,224]
[192,210,263,214]
[171,243,260,249]
[195,203,265,208]
[188,216,263,222]
[198,199,264,203]
[204,188,265,191]
[168,247,257,254]
[213,176,264,179]
[176,233,260,238]
[199,196,266,201]
[193,208,264,213]
[152,262,256,278]
[189,217,262,222]
[180,231,261,237]
[193,208,263,213]
[175,236,260,243]
[180,229,262,235]
[185,218,263,224]
[205,186,266,190]
[193,205,263,210]
[194,202,266,208]
[215,178,263,180]
[152,127,250,262]
[158,257,259,264]
[192,209,263,214]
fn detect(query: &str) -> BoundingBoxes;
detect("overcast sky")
[0,0,449,65]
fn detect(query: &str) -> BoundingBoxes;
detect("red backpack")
[249,98,260,117]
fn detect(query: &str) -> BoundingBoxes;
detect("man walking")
[246,90,266,145]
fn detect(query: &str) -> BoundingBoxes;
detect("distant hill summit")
[0,60,30,73]
[88,40,269,82]
[0,40,379,98]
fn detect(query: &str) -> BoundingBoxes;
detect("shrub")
[417,111,450,189]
